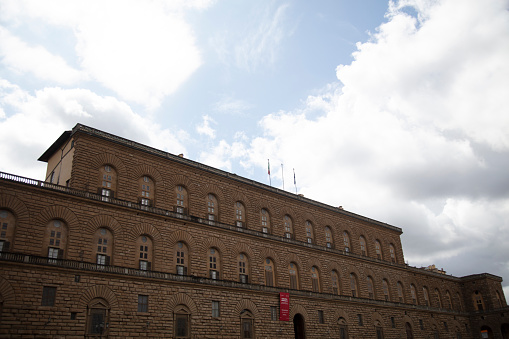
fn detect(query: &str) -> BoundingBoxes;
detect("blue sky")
[1,0,509,298]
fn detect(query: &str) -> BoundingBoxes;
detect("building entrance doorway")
[293,313,305,339]
[501,323,509,339]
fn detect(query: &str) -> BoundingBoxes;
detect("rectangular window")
[357,314,363,326]
[139,260,150,271]
[391,317,395,328]
[239,274,248,284]
[241,319,253,339]
[444,321,448,331]
[175,314,189,338]
[318,310,324,324]
[138,295,148,312]
[376,327,384,339]
[419,319,424,330]
[212,301,220,318]
[41,286,57,306]
[271,306,278,321]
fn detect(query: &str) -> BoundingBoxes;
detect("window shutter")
[105,255,111,265]
[58,249,64,259]
[147,261,152,271]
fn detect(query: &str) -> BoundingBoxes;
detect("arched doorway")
[501,323,509,339]
[293,313,306,339]
[481,325,494,339]
[405,322,414,339]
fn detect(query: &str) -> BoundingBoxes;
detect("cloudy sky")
[1,0,508,299]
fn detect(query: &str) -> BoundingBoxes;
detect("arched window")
[410,284,418,305]
[423,287,430,306]
[240,309,255,339]
[208,248,221,279]
[367,276,375,299]
[139,176,154,206]
[324,226,333,248]
[473,291,485,311]
[496,290,503,308]
[331,270,340,295]
[93,228,113,265]
[446,291,453,309]
[343,232,351,252]
[98,164,116,200]
[175,242,188,275]
[261,209,270,234]
[86,298,110,337]
[338,317,349,339]
[382,279,390,301]
[359,236,367,256]
[456,292,463,311]
[264,258,275,286]
[289,262,299,290]
[238,253,249,283]
[175,185,188,214]
[397,282,405,303]
[235,201,246,228]
[0,210,15,252]
[389,244,396,263]
[206,194,218,222]
[311,266,320,292]
[305,220,314,244]
[350,273,358,297]
[283,215,293,239]
[375,239,382,260]
[45,219,67,260]
[137,235,153,270]
[174,304,191,338]
[435,288,442,308]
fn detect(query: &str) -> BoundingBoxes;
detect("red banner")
[279,292,290,321]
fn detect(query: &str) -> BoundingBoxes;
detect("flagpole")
[281,163,284,190]
[268,159,271,186]
[293,168,297,194]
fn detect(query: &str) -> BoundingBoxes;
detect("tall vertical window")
[175,242,188,275]
[0,210,15,252]
[94,228,112,265]
[382,279,390,301]
[139,176,153,206]
[270,306,278,321]
[238,253,249,283]
[240,310,254,339]
[375,240,382,260]
[423,287,430,306]
[397,282,404,303]
[86,298,110,337]
[318,310,324,324]
[289,262,299,290]
[212,301,220,318]
[175,185,188,214]
[389,244,396,263]
[45,219,67,260]
[283,215,293,239]
[367,276,375,299]
[435,288,443,308]
[305,220,314,244]
[343,232,350,252]
[174,305,191,338]
[99,165,116,200]
[410,284,418,305]
[138,295,148,312]
[324,226,333,248]
[311,266,320,292]
[261,209,270,234]
[235,201,246,228]
[331,270,340,295]
[208,248,220,280]
[41,286,57,306]
[359,236,367,256]
[496,290,503,308]
[207,194,218,222]
[264,258,275,286]
[137,235,152,271]
[338,317,349,339]
[446,291,453,309]
[350,273,358,297]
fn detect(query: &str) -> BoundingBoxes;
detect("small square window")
[138,295,148,312]
[42,286,57,306]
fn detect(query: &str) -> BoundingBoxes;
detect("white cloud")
[196,114,216,138]
[0,26,87,85]
[203,0,509,287]
[213,96,251,115]
[0,80,188,179]
[0,0,209,109]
